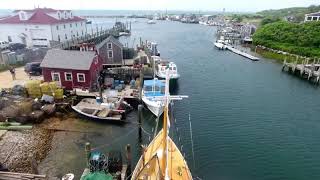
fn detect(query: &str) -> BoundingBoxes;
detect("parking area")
[0,67,43,89]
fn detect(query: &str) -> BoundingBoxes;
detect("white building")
[304,12,320,22]
[0,8,87,47]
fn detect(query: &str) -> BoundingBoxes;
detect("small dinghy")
[72,98,126,123]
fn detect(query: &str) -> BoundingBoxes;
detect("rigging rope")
[189,113,196,170]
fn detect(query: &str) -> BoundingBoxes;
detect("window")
[64,24,66,29]
[77,32,79,36]
[8,36,12,42]
[313,17,317,21]
[65,72,72,81]
[58,12,60,19]
[65,12,67,19]
[107,43,112,49]
[82,30,84,36]
[58,35,60,42]
[77,73,85,82]
[108,50,113,58]
[81,22,83,26]
[70,24,72,28]
[56,25,59,30]
[76,23,77,27]
[65,34,67,39]
[307,16,312,21]
[52,72,60,82]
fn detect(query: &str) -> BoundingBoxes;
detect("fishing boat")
[131,72,192,180]
[71,97,126,123]
[141,79,165,117]
[156,60,180,80]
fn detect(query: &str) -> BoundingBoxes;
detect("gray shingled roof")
[96,35,123,49]
[40,49,96,70]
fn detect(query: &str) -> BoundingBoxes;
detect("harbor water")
[40,19,320,180]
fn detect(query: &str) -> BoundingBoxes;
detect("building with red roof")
[0,8,87,47]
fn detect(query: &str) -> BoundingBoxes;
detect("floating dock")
[226,45,259,61]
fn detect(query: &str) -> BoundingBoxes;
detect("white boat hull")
[214,42,226,50]
[156,72,180,80]
[142,96,164,117]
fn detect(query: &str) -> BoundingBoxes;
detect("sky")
[0,0,319,12]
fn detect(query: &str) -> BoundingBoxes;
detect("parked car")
[24,62,42,76]
[0,41,9,49]
[8,43,26,51]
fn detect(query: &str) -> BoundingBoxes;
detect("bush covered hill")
[252,21,320,57]
[258,5,320,23]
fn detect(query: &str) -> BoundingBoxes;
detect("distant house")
[305,12,320,22]
[40,49,103,90]
[96,36,124,66]
[0,8,87,47]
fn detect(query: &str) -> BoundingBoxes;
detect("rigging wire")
[189,113,196,170]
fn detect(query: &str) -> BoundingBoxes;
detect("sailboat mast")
[161,70,170,178]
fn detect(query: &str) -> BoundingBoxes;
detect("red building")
[40,49,103,90]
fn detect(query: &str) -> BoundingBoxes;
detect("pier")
[282,58,320,83]
[225,45,260,61]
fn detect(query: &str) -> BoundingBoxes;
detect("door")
[51,72,61,86]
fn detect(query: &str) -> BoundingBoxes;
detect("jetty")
[282,58,320,83]
[226,45,259,61]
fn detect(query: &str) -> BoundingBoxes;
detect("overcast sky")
[0,0,319,12]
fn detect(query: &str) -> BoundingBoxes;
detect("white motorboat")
[155,59,180,80]
[214,39,226,50]
[147,19,156,24]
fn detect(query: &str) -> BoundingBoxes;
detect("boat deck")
[73,98,123,120]
[132,130,192,179]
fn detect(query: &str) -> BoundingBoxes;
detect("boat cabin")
[143,79,165,96]
[157,61,178,77]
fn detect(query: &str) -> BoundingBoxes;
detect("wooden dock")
[51,28,120,50]
[226,45,259,61]
[282,58,320,83]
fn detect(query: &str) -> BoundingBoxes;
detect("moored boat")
[214,40,226,50]
[71,97,126,123]
[141,79,165,117]
[147,19,156,24]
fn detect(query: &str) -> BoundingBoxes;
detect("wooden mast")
[161,70,170,178]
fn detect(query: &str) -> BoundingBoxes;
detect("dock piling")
[85,142,91,168]
[138,105,143,142]
[126,144,132,177]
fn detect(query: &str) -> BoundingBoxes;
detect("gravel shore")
[0,124,53,173]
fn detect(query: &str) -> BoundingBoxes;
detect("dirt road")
[0,67,43,89]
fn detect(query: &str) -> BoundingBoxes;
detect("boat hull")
[142,97,164,117]
[71,106,126,124]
